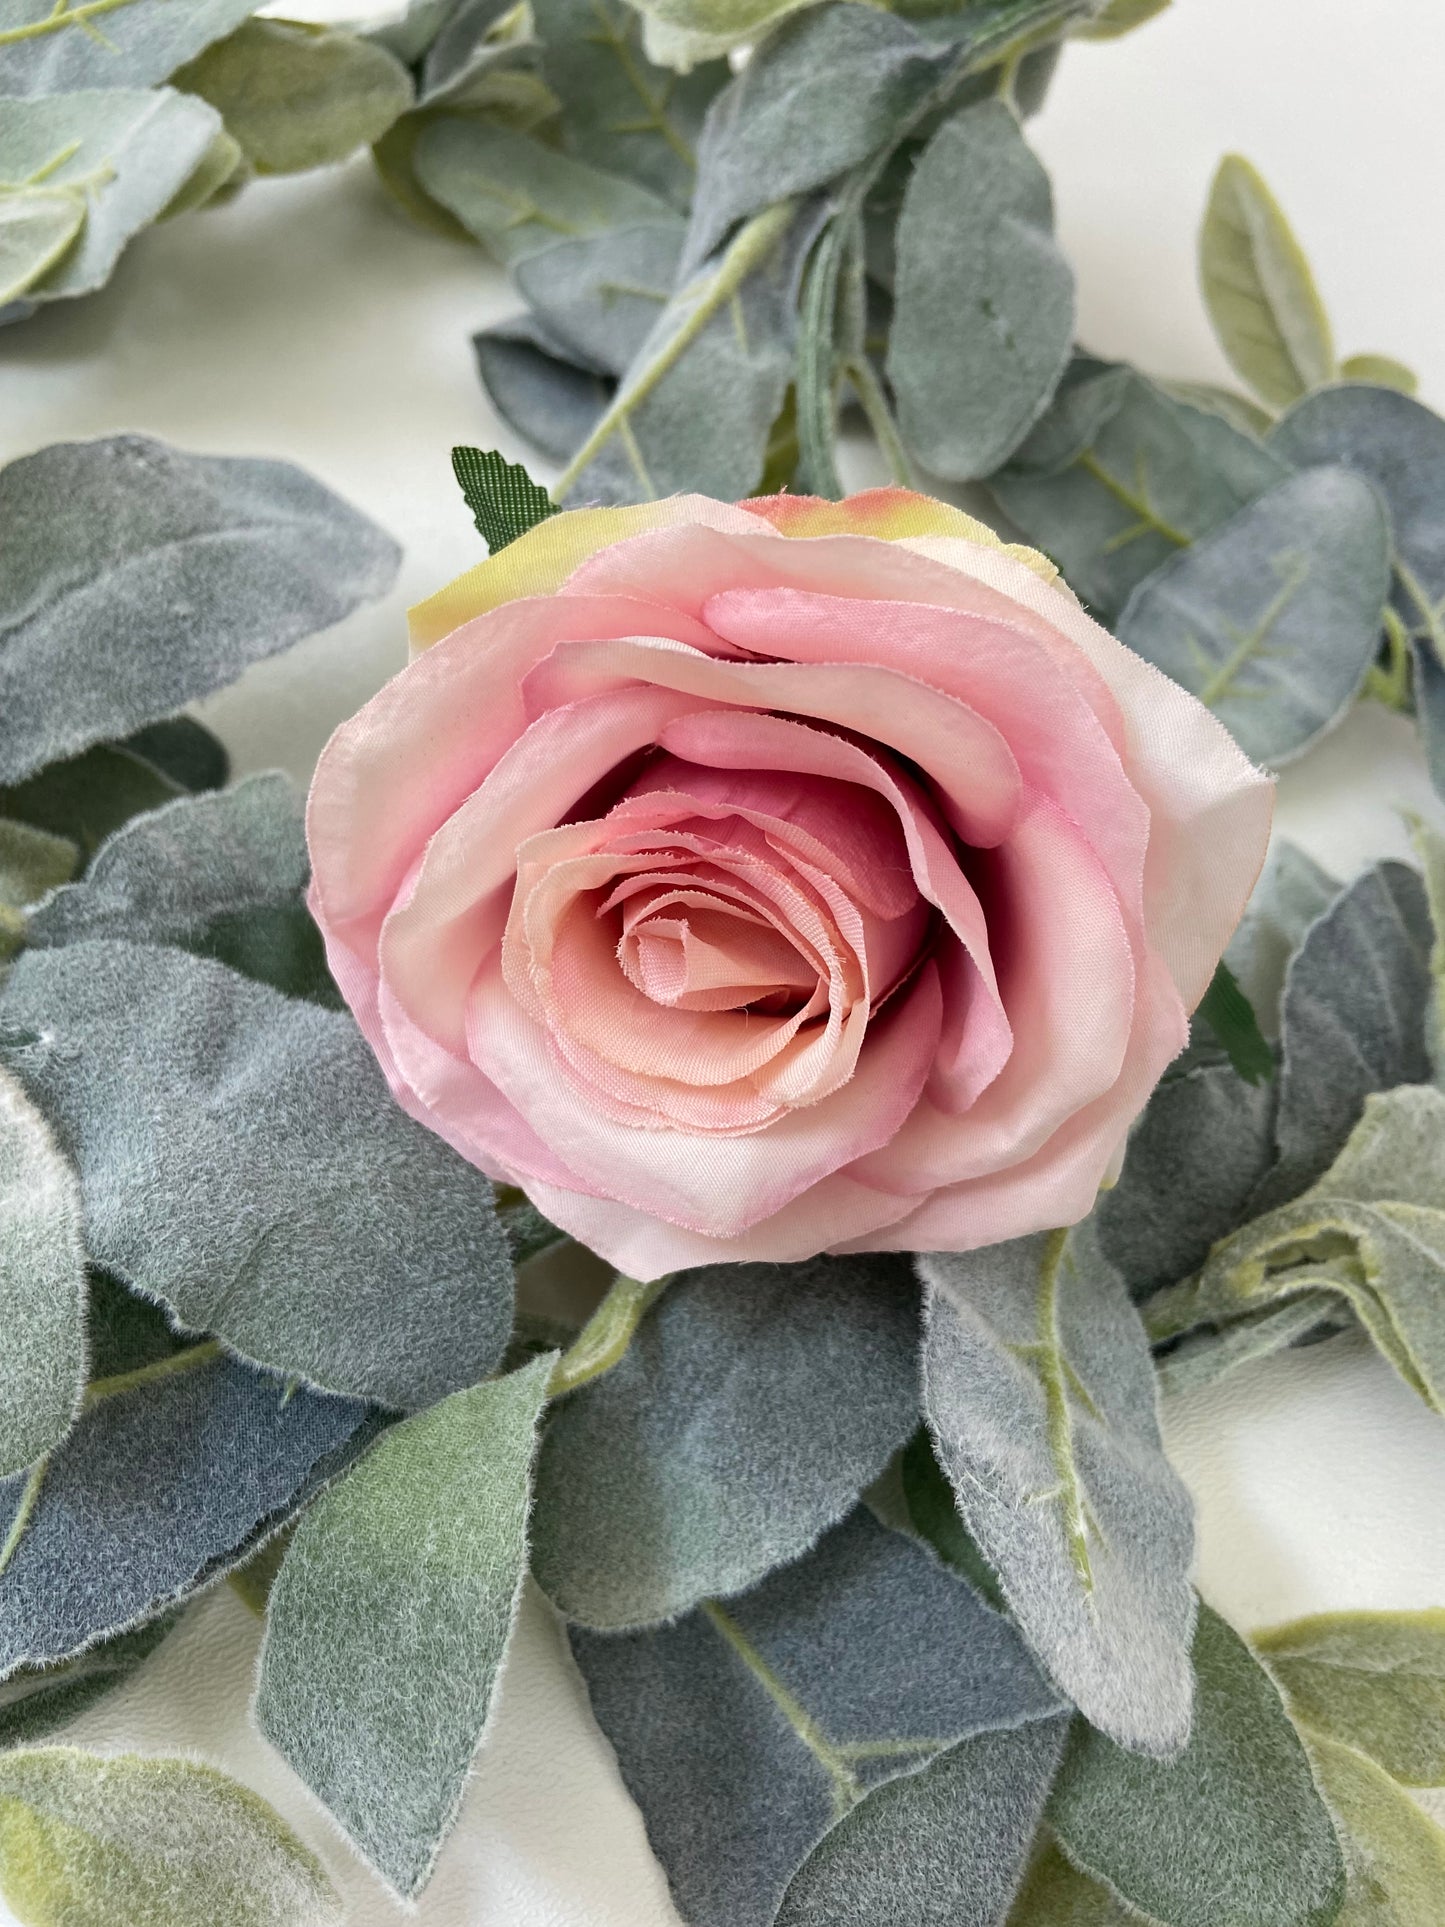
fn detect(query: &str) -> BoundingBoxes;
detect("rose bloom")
[307,489,1271,1278]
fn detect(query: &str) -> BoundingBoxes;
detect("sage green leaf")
[417,0,523,106]
[1339,353,1418,396]
[371,110,475,239]
[0,435,399,788]
[0,0,258,93]
[363,0,458,67]
[0,1070,86,1479]
[1097,1060,1277,1300]
[1051,1604,1346,1927]
[0,186,85,306]
[614,0,818,63]
[0,1334,373,1677]
[899,1427,1004,1608]
[889,100,1074,480]
[1255,1610,1445,1786]
[554,198,807,504]
[1074,0,1168,39]
[1200,154,1335,409]
[0,90,221,306]
[413,118,673,265]
[472,314,610,461]
[1154,1293,1343,1399]
[174,20,414,174]
[1195,958,1273,1084]
[1116,466,1391,764]
[0,1748,341,1927]
[1007,1838,1138,1923]
[775,1717,1070,1927]
[1225,839,1338,1041]
[1162,380,1274,438]
[514,218,686,375]
[533,1256,920,1628]
[532,0,726,207]
[0,746,182,858]
[1006,353,1131,474]
[991,371,1288,617]
[121,718,229,794]
[0,819,76,917]
[0,940,515,1411]
[920,1225,1197,1756]
[571,1508,1065,1927]
[256,1355,553,1899]
[0,1617,179,1752]
[1301,1728,1445,1925]
[451,445,558,552]
[1154,1086,1445,1413]
[159,126,245,218]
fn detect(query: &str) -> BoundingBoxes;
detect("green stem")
[549,1274,672,1397]
[0,0,138,45]
[1080,449,1191,550]
[1364,606,1414,712]
[83,1338,223,1409]
[0,1460,48,1581]
[844,356,914,487]
[1396,558,1445,657]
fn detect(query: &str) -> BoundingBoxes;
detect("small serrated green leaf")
[1339,353,1418,396]
[1195,958,1274,1084]
[1200,154,1336,408]
[1255,1610,1445,1787]
[451,445,559,552]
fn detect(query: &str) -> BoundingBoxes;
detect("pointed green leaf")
[1303,1728,1445,1925]
[0,1748,341,1927]
[1256,1610,1445,1787]
[1007,1837,1139,1922]
[1051,1604,1347,1927]
[1074,0,1169,39]
[121,718,230,794]
[256,1355,553,1900]
[1339,353,1418,395]
[1195,959,1273,1083]
[1200,154,1335,408]
[0,746,183,859]
[0,1617,180,1752]
[920,1224,1197,1756]
[889,100,1074,480]
[0,0,259,93]
[0,186,84,306]
[451,445,559,552]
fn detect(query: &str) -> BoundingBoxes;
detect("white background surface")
[4,1,1445,1920]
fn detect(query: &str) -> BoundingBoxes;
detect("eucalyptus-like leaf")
[174,19,414,174]
[1116,466,1391,764]
[532,1255,921,1628]
[0,185,85,306]
[472,313,610,462]
[1161,380,1274,438]
[991,371,1288,617]
[413,117,674,265]
[920,1224,1197,1756]
[1199,154,1335,408]
[0,0,258,93]
[0,1748,341,1927]
[0,940,515,1411]
[889,100,1073,480]
[1255,1609,1445,1787]
[0,90,221,306]
[570,1507,1065,1927]
[0,1338,373,1678]
[0,1069,86,1479]
[451,445,558,552]
[256,1355,552,1900]
[1304,1729,1445,1925]
[532,0,726,206]
[514,218,686,376]
[0,1616,179,1752]
[1224,839,1339,1041]
[159,126,246,219]
[0,435,399,788]
[1006,353,1131,474]
[417,0,522,105]
[1051,1604,1346,1927]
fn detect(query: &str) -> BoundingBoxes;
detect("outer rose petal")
[741,486,1059,583]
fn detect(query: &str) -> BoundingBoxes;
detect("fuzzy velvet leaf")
[0,1616,180,1752]
[471,314,611,463]
[0,819,76,925]
[920,1225,1197,1756]
[0,1748,341,1927]
[1051,1604,1346,1927]
[570,1507,1065,1927]
[888,99,1073,481]
[1006,1838,1139,1923]
[1117,467,1391,763]
[0,0,258,93]
[532,1255,922,1629]
[0,1070,86,1480]
[0,435,400,787]
[514,219,687,377]
[0,745,182,859]
[1302,1728,1445,1925]
[256,1355,553,1900]
[0,940,515,1410]
[1256,1610,1445,1787]
[1224,839,1339,1041]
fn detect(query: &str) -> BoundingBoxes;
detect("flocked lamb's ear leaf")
[0,435,400,788]
[1050,1604,1347,1927]
[1153,1292,1344,1400]
[173,20,414,175]
[0,745,184,859]
[513,220,686,377]
[451,446,559,552]
[888,100,1074,482]
[0,940,515,1411]
[1224,840,1340,1043]
[0,1334,375,1679]
[570,1507,1065,1927]
[0,1615,181,1752]
[1298,1727,1445,1922]
[775,1717,1069,1927]
[0,0,259,93]
[531,1255,921,1629]
[1199,155,1335,409]
[531,0,727,208]
[1193,959,1274,1085]
[120,718,230,795]
[1096,1059,1277,1301]
[990,372,1289,617]
[0,1070,86,1480]
[919,1223,1197,1757]
[1149,1085,1445,1415]
[256,1354,553,1901]
[0,1748,342,1927]
[1006,1836,1139,1923]
[1116,466,1391,765]
[0,93,222,308]
[471,314,611,463]
[1254,1609,1445,1787]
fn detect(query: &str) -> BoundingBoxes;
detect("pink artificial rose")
[307,488,1272,1279]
